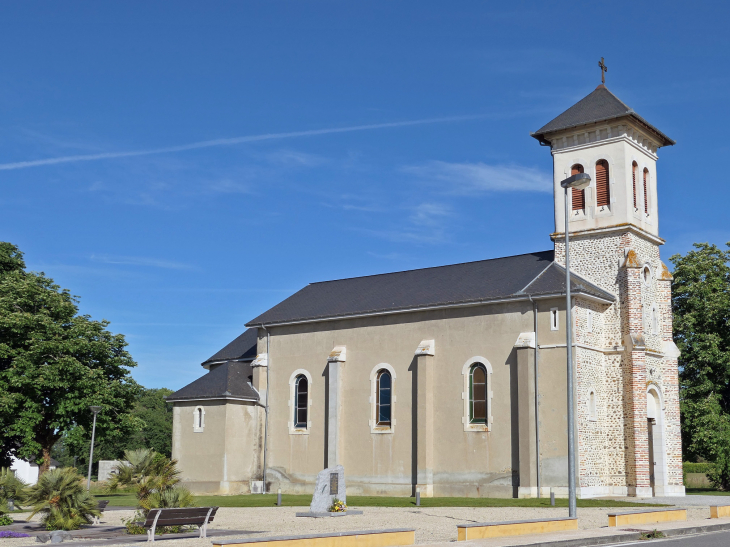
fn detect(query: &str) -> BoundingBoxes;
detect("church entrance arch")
[646,385,667,496]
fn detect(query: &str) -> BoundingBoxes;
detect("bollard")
[416,488,421,507]
[277,489,282,507]
[550,490,555,506]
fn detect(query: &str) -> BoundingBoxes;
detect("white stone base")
[518,487,538,498]
[578,486,629,498]
[654,485,686,497]
[628,486,654,498]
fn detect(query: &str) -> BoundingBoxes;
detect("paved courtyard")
[3,496,730,547]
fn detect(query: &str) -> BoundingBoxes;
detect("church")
[168,80,685,499]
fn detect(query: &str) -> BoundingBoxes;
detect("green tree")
[124,388,174,457]
[671,242,730,488]
[0,242,140,474]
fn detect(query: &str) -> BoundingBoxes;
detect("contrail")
[0,115,486,171]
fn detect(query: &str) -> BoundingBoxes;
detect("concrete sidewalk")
[426,517,730,547]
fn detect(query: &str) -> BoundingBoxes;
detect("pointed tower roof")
[531,85,675,147]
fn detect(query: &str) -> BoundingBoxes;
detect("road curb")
[502,521,730,547]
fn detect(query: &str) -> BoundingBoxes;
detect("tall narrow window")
[550,308,559,331]
[651,305,659,335]
[632,162,638,209]
[643,168,649,214]
[588,390,597,421]
[596,160,610,207]
[376,370,392,427]
[193,406,205,432]
[469,364,488,424]
[587,310,593,333]
[294,374,308,429]
[570,164,585,211]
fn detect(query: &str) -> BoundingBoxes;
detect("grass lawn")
[686,488,730,496]
[95,493,663,509]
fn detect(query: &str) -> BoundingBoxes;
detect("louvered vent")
[643,168,649,214]
[596,160,610,207]
[571,164,585,211]
[632,162,638,209]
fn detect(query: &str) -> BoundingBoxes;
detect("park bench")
[93,500,109,524]
[140,507,218,542]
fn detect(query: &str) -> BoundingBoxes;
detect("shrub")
[707,449,730,491]
[109,449,194,534]
[0,514,14,526]
[0,467,27,512]
[25,468,99,530]
[683,462,715,474]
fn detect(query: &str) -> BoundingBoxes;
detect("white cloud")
[409,202,452,226]
[0,115,488,172]
[403,161,552,194]
[89,254,194,270]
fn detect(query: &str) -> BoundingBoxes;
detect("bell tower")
[532,76,685,498]
[532,84,674,240]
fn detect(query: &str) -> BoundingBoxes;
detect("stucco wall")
[261,299,571,498]
[172,399,262,494]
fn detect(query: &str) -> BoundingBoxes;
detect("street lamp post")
[559,172,591,518]
[86,406,102,490]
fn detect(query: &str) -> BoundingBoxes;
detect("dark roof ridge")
[308,250,554,286]
[516,260,555,294]
[548,262,615,301]
[531,85,674,147]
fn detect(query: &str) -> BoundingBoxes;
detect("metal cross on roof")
[598,57,607,84]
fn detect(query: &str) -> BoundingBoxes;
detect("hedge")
[683,462,715,474]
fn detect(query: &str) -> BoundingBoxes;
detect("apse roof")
[246,251,615,327]
[166,360,258,402]
[531,85,675,147]
[202,327,257,367]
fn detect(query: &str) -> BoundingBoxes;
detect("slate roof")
[202,327,257,367]
[246,251,615,327]
[166,360,259,402]
[531,85,675,147]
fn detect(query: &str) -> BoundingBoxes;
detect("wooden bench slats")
[142,507,219,542]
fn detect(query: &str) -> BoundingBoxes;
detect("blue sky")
[2,2,728,390]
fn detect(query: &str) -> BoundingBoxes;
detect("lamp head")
[90,406,102,414]
[560,172,591,190]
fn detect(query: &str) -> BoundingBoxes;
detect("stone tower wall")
[555,230,683,497]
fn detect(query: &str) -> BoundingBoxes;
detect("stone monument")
[309,465,346,513]
[296,464,362,517]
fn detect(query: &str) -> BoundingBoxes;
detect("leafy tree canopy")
[0,242,140,472]
[671,242,730,487]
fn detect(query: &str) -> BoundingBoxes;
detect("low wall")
[98,460,124,482]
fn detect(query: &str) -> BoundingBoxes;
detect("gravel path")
[1,504,715,546]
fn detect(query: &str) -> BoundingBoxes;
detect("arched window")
[193,406,205,432]
[643,168,650,214]
[643,265,652,286]
[570,164,585,211]
[596,160,610,207]
[376,370,392,426]
[469,364,488,424]
[632,162,638,209]
[294,374,308,429]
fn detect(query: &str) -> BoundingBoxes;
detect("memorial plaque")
[329,473,339,495]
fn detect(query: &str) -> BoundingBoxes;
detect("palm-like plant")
[0,467,28,511]
[25,468,98,530]
[108,449,192,523]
